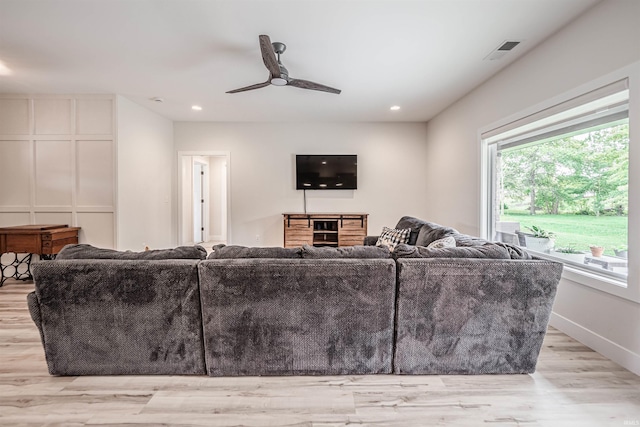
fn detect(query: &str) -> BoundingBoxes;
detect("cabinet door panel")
[284,218,312,247]
[338,217,367,246]
[341,218,366,230]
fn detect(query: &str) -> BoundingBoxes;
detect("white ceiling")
[0,0,601,122]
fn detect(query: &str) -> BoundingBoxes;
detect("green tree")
[499,122,628,216]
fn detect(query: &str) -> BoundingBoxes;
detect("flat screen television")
[296,155,357,190]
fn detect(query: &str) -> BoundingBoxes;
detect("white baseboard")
[550,312,640,376]
[208,234,224,242]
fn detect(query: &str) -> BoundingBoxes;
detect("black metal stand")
[0,252,33,287]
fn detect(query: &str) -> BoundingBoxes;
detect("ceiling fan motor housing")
[272,63,289,85]
[272,42,286,54]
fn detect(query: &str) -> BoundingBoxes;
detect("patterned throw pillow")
[376,226,411,251]
[426,236,456,249]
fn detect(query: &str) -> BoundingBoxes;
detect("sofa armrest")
[27,291,46,348]
[363,236,379,246]
[394,258,563,374]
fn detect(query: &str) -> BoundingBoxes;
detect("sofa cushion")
[393,243,511,259]
[496,242,533,260]
[394,216,428,245]
[415,222,458,247]
[301,244,392,259]
[452,233,491,247]
[376,226,411,251]
[207,245,302,259]
[426,236,456,249]
[363,235,379,246]
[56,244,207,260]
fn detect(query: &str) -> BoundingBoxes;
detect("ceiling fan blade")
[288,78,341,94]
[259,34,280,78]
[226,80,270,94]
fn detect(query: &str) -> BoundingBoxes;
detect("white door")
[193,162,205,243]
[178,152,229,246]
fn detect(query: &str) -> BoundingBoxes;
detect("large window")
[483,80,629,284]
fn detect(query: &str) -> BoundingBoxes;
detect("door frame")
[192,160,207,244]
[177,151,231,245]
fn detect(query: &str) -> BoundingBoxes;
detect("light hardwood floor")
[1,280,639,427]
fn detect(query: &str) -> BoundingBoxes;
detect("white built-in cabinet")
[0,95,116,248]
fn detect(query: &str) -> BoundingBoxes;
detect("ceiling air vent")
[484,40,521,61]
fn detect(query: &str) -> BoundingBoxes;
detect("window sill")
[533,251,638,303]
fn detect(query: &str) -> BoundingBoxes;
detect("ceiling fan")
[226,35,341,95]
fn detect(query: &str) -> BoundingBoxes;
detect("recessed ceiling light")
[192,105,202,111]
[319,184,327,188]
[390,105,401,111]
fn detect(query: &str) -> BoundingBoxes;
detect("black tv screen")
[296,155,357,190]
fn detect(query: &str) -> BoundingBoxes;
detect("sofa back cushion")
[394,216,429,245]
[301,244,392,259]
[412,220,458,247]
[496,243,533,260]
[207,245,302,259]
[393,243,511,259]
[56,244,207,260]
[452,234,491,247]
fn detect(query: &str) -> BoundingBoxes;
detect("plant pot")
[590,246,604,257]
[614,249,628,259]
[524,236,554,253]
[549,251,586,263]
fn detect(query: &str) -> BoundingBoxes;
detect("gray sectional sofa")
[27,217,563,376]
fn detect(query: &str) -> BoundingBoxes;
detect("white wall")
[0,94,116,248]
[116,96,174,250]
[179,156,194,245]
[174,122,429,246]
[422,0,640,374]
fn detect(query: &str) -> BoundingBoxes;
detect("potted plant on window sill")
[523,225,555,253]
[614,245,628,259]
[550,245,586,263]
[589,245,605,257]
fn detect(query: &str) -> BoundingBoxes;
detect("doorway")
[178,152,230,246]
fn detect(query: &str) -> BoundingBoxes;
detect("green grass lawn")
[500,212,627,256]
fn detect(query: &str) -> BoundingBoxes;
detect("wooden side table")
[0,224,81,286]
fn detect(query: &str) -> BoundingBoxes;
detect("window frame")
[479,61,640,303]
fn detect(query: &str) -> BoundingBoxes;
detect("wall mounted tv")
[296,155,357,190]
